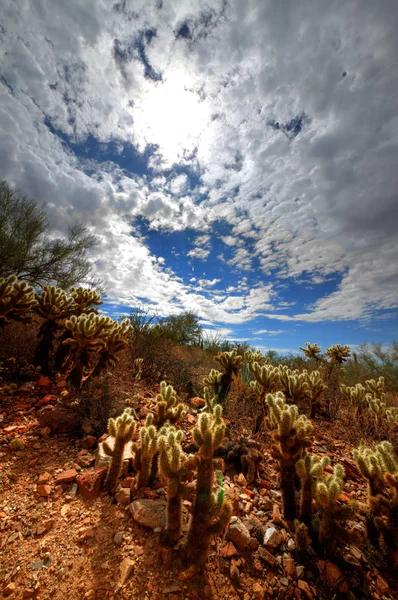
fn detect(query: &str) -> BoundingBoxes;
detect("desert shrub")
[0,321,37,372]
[200,331,235,356]
[74,373,117,436]
[343,342,398,394]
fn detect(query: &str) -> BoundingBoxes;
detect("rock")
[36,519,54,536]
[80,436,97,450]
[190,397,206,408]
[376,575,390,595]
[287,538,295,551]
[230,562,240,584]
[236,473,248,487]
[263,526,282,548]
[280,577,289,587]
[113,532,124,546]
[22,589,35,598]
[2,583,16,596]
[76,468,107,501]
[257,546,276,567]
[115,487,131,506]
[177,565,197,582]
[96,439,133,475]
[76,450,95,468]
[77,529,95,543]
[56,469,78,484]
[120,558,134,585]
[37,484,51,497]
[39,427,51,438]
[298,580,313,599]
[221,542,238,557]
[36,394,58,408]
[84,591,95,600]
[227,517,252,551]
[283,558,296,578]
[37,376,51,387]
[317,560,348,594]
[129,499,166,529]
[272,504,283,525]
[29,557,52,569]
[252,582,264,599]
[37,406,76,433]
[296,566,305,579]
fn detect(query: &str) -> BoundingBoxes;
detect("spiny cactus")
[296,454,330,529]
[0,275,36,329]
[203,386,217,413]
[203,368,223,401]
[354,441,398,554]
[62,313,115,387]
[306,370,328,418]
[158,426,195,546]
[340,383,368,411]
[92,319,132,377]
[244,349,267,366]
[132,357,143,381]
[186,405,232,567]
[314,464,359,554]
[213,349,243,404]
[247,361,281,432]
[54,287,103,370]
[325,344,351,364]
[133,414,158,489]
[154,381,185,429]
[299,342,322,361]
[103,408,136,492]
[34,285,74,374]
[266,392,314,521]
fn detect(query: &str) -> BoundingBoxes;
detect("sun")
[136,75,209,164]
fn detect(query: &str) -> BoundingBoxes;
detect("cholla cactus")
[300,342,322,361]
[158,427,195,545]
[34,285,74,374]
[340,383,368,411]
[103,408,136,492]
[266,392,314,521]
[366,376,385,399]
[155,381,185,429]
[203,369,223,401]
[213,349,243,403]
[133,414,158,489]
[354,441,398,554]
[314,464,358,554]
[306,370,328,417]
[54,287,103,371]
[296,454,330,528]
[92,319,132,377]
[0,275,36,329]
[186,405,232,567]
[247,361,281,433]
[325,344,351,364]
[244,349,267,366]
[132,357,143,381]
[63,313,114,387]
[203,386,217,413]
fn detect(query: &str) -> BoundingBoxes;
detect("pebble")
[113,532,124,546]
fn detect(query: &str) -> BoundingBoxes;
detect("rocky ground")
[0,376,397,600]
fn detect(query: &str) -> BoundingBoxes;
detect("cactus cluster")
[341,377,398,430]
[208,349,242,404]
[299,342,322,361]
[0,275,36,329]
[325,344,351,364]
[133,413,158,489]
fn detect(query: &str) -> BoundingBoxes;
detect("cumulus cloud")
[1,0,397,332]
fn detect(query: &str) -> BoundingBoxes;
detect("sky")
[1,0,398,354]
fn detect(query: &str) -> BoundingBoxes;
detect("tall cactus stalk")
[212,349,243,404]
[185,405,232,567]
[296,454,330,529]
[133,414,158,489]
[103,408,136,492]
[266,392,314,522]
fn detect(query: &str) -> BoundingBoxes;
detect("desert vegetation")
[0,273,398,599]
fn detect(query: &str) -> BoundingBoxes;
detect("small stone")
[36,394,58,407]
[120,558,134,585]
[236,473,248,487]
[80,436,97,449]
[84,591,95,600]
[2,583,16,596]
[272,504,283,525]
[317,560,348,594]
[115,487,131,506]
[56,469,78,484]
[38,472,51,484]
[76,450,95,468]
[36,519,54,536]
[296,565,305,578]
[76,468,107,501]
[230,563,240,584]
[129,499,166,529]
[221,542,238,557]
[280,577,289,587]
[190,396,206,408]
[113,532,124,546]
[177,565,196,582]
[22,589,35,598]
[37,376,51,387]
[263,526,282,548]
[287,538,295,551]
[227,517,251,551]
[257,546,276,567]
[283,557,296,578]
[37,484,51,497]
[252,582,264,599]
[376,575,390,595]
[298,580,313,599]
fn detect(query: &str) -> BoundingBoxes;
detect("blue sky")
[1,0,398,353]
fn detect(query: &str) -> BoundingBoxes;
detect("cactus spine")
[186,405,232,567]
[266,392,314,522]
[296,454,330,529]
[103,408,136,492]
